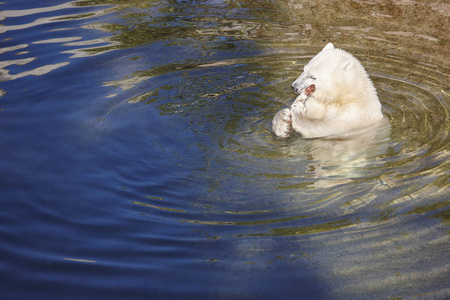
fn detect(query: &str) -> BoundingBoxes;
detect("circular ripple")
[113,38,450,300]
[129,49,448,236]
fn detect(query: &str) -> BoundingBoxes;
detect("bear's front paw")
[272,108,292,138]
[291,100,306,116]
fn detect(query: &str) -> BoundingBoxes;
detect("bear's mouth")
[290,84,316,110]
[304,84,316,96]
[291,84,315,104]
[292,83,315,96]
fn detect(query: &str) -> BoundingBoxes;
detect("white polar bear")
[272,43,384,138]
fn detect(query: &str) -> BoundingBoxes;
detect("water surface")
[0,0,449,299]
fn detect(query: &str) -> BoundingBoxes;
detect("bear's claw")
[272,108,292,138]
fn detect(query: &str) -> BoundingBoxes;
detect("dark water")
[1,0,449,299]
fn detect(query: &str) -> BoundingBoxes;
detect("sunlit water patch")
[0,0,448,299]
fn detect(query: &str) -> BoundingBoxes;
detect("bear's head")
[291,43,376,106]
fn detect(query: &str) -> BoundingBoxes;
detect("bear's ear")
[342,60,354,71]
[322,43,334,51]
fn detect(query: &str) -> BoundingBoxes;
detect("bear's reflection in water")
[281,117,391,188]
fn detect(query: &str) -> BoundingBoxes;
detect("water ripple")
[1,0,448,299]
[121,47,449,242]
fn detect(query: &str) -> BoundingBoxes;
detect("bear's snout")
[291,84,301,93]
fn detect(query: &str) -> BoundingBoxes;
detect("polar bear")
[272,43,384,138]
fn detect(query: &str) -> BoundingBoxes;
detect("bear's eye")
[310,76,317,80]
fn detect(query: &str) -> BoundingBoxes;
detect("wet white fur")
[272,43,383,138]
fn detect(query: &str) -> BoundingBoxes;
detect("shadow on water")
[0,0,449,299]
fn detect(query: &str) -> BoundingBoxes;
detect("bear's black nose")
[291,84,300,93]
